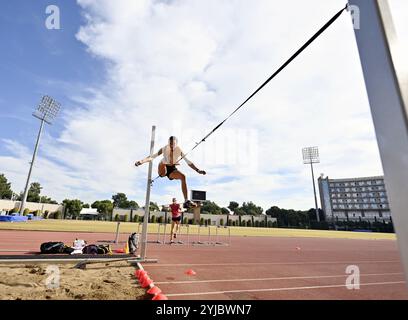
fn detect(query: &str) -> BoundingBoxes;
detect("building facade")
[318,175,391,222]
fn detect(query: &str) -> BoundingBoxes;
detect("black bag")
[40,242,65,254]
[128,233,139,254]
[63,246,75,254]
[82,245,98,255]
[96,244,112,255]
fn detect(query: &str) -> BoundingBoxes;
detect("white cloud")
[2,0,407,210]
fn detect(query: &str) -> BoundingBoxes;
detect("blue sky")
[0,0,104,147]
[0,0,407,210]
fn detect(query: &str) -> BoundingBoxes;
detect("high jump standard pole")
[140,125,156,260]
[348,0,408,284]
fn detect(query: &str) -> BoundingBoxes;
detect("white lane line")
[165,281,406,297]
[146,260,400,267]
[156,272,404,285]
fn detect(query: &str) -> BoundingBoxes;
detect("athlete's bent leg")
[158,163,166,177]
[170,221,175,242]
[169,171,188,200]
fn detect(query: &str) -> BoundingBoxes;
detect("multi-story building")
[318,175,392,222]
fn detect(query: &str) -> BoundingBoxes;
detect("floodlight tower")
[302,146,320,222]
[19,96,61,214]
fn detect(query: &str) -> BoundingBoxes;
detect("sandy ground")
[0,262,147,300]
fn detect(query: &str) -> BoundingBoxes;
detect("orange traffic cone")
[185,269,196,276]
[138,272,148,282]
[135,269,143,278]
[147,286,162,295]
[141,277,153,288]
[138,273,149,283]
[152,294,168,300]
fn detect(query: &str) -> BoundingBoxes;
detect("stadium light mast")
[19,96,61,214]
[302,146,320,222]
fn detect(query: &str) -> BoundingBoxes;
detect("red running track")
[0,230,407,300]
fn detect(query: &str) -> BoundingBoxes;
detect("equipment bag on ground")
[128,233,140,254]
[40,242,66,254]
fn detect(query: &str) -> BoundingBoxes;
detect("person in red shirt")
[169,197,182,243]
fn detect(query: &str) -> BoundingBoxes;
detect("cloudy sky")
[0,0,407,211]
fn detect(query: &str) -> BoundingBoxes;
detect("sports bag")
[128,233,140,254]
[96,244,112,254]
[40,242,65,254]
[82,244,98,255]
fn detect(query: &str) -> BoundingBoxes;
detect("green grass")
[0,219,396,240]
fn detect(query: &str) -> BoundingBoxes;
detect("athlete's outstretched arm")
[135,148,162,166]
[188,163,206,175]
[181,152,206,175]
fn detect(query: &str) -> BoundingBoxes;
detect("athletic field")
[0,219,396,240]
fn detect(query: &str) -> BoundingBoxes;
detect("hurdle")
[161,222,168,244]
[192,225,213,246]
[97,221,126,244]
[174,224,190,245]
[214,226,231,246]
[136,222,143,234]
[148,223,166,244]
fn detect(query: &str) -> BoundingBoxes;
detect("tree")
[83,203,90,209]
[228,201,239,214]
[128,201,139,209]
[221,207,230,215]
[241,202,263,215]
[39,196,58,204]
[62,199,83,218]
[0,174,13,199]
[201,201,221,215]
[112,193,129,209]
[92,200,114,220]
[27,182,42,203]
[149,202,160,212]
[235,208,246,216]
[307,208,325,222]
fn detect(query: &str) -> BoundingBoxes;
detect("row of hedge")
[277,220,394,233]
